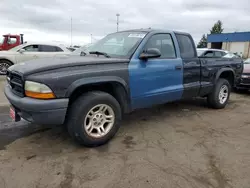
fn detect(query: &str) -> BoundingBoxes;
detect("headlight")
[24,81,55,99]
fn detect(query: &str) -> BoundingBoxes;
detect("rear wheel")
[0,60,12,75]
[207,78,231,109]
[66,91,121,147]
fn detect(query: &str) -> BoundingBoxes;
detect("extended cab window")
[144,34,176,58]
[176,34,196,58]
[23,45,39,52]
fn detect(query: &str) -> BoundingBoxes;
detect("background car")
[197,48,238,58]
[70,43,94,56]
[235,58,250,91]
[66,47,76,52]
[244,58,250,64]
[0,43,71,75]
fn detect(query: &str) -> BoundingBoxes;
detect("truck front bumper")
[4,85,69,125]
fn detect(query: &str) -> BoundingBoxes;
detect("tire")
[66,91,122,147]
[0,60,12,75]
[207,78,231,109]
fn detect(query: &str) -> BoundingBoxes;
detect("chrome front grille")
[6,71,24,97]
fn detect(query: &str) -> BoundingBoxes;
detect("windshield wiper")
[89,51,110,58]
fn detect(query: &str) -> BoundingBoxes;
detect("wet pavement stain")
[207,154,232,188]
[192,154,232,188]
[0,123,50,150]
[59,164,74,188]
[26,154,37,160]
[122,135,136,149]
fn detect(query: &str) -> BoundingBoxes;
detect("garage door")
[230,42,245,56]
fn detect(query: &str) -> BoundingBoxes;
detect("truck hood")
[0,50,17,56]
[8,56,129,76]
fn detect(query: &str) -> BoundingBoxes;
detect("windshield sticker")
[128,33,146,38]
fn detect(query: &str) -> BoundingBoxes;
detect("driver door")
[129,33,184,109]
[15,44,39,63]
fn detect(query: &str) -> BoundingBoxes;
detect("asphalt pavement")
[0,93,250,187]
[0,76,8,106]
[0,77,44,151]
[1,77,250,187]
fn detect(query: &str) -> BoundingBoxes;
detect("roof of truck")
[115,28,190,35]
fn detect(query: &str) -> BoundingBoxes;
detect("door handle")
[175,65,182,70]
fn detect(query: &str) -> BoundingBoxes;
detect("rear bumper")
[4,85,69,125]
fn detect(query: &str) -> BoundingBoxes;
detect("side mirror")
[139,48,161,60]
[19,49,25,53]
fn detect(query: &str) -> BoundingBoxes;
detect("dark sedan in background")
[236,58,250,91]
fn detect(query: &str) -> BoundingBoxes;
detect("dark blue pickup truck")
[4,29,243,147]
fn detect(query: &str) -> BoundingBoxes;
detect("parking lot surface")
[0,92,250,188]
[0,77,7,106]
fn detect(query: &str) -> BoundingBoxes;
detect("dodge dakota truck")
[4,29,243,147]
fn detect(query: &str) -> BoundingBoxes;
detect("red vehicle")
[0,34,24,51]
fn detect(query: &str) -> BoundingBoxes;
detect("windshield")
[8,44,25,52]
[223,52,237,58]
[0,36,4,45]
[87,31,147,58]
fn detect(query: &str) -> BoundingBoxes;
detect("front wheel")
[207,78,231,109]
[66,91,122,147]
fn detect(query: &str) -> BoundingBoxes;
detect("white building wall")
[244,42,250,59]
[222,42,231,51]
[229,42,245,56]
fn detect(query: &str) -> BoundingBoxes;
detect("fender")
[215,67,235,83]
[65,76,129,97]
[0,58,14,65]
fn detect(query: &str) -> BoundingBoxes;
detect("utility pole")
[70,17,72,47]
[116,13,120,32]
[90,34,92,44]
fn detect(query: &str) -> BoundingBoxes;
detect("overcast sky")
[0,0,249,46]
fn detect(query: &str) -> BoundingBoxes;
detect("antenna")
[70,17,72,47]
[116,13,120,32]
